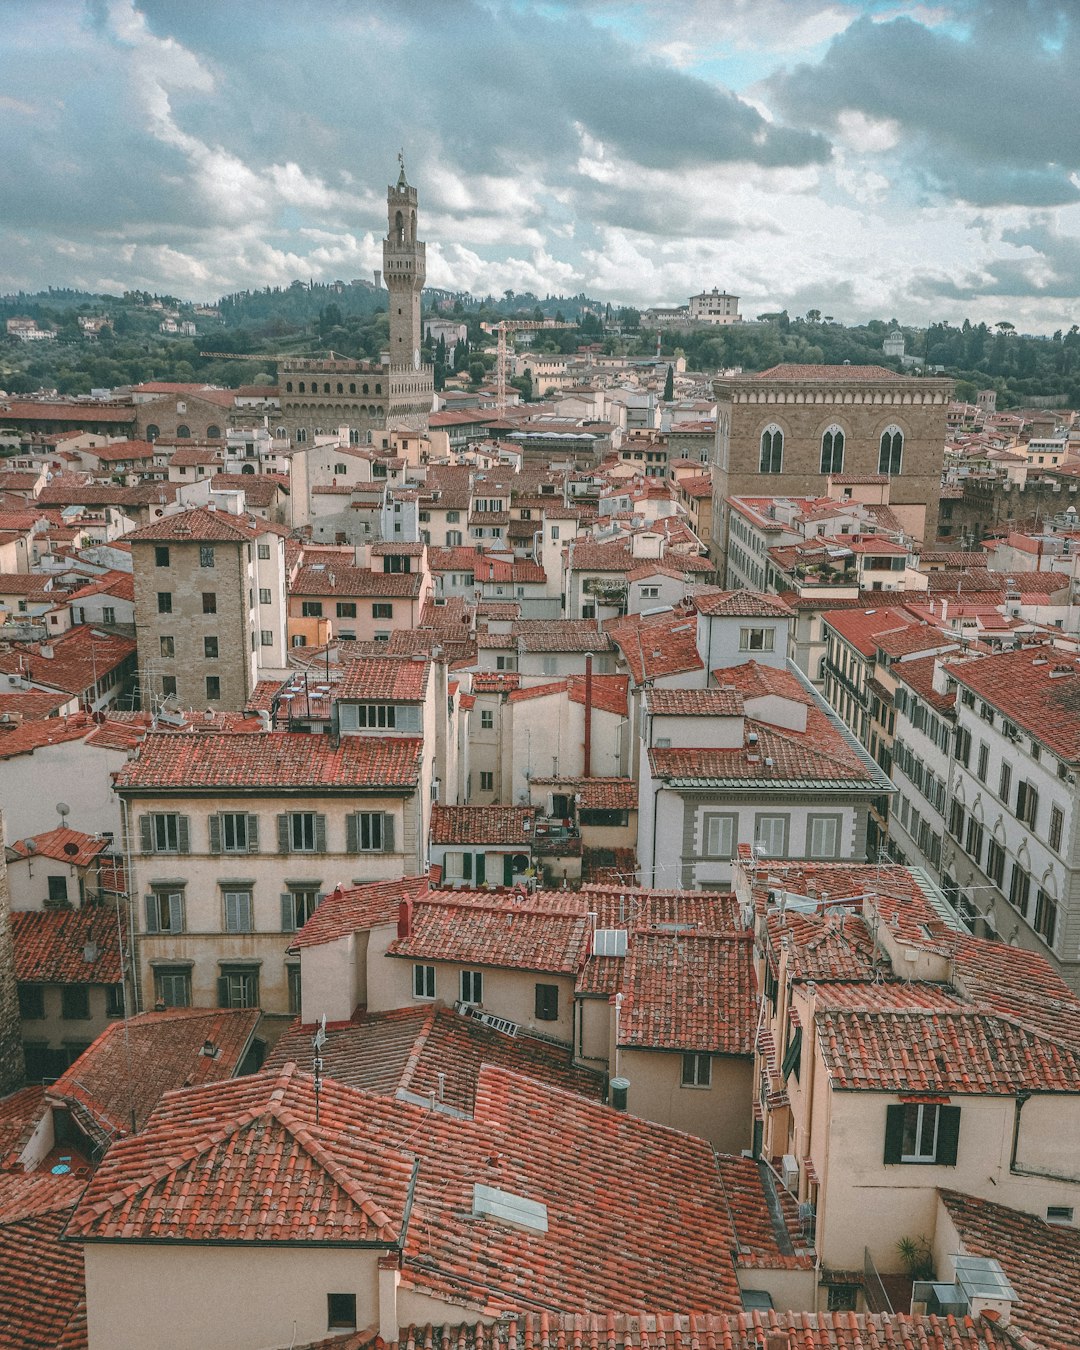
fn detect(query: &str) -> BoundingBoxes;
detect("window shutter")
[144,894,159,934]
[168,893,184,934]
[139,815,153,853]
[346,813,359,853]
[208,815,222,854]
[247,815,260,852]
[177,816,191,854]
[781,1025,802,1081]
[277,814,290,853]
[281,893,296,932]
[883,1104,906,1164]
[217,976,231,1008]
[315,814,327,853]
[937,1106,961,1166]
[225,893,238,931]
[382,813,395,853]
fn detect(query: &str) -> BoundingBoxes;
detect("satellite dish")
[56,802,71,822]
[62,842,80,856]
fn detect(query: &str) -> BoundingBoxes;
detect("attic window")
[473,1183,548,1233]
[592,928,628,957]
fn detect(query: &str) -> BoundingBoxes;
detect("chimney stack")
[397,895,413,940]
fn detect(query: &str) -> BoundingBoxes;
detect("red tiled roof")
[0,1200,86,1350]
[114,731,422,790]
[947,647,1080,761]
[941,1189,1080,1350]
[647,687,744,717]
[508,619,614,653]
[126,505,258,543]
[292,877,430,949]
[7,827,110,869]
[891,653,957,713]
[292,563,423,598]
[873,625,955,658]
[821,606,922,658]
[620,933,756,1055]
[0,627,135,697]
[606,611,704,683]
[0,690,71,720]
[11,908,125,985]
[430,805,536,846]
[47,1007,260,1142]
[749,363,913,382]
[529,777,638,811]
[266,1005,604,1113]
[715,1156,814,1270]
[471,672,521,693]
[693,589,794,618]
[0,1086,47,1169]
[335,656,430,701]
[0,714,96,760]
[507,674,629,717]
[390,896,590,975]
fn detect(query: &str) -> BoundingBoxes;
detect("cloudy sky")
[3,0,1080,330]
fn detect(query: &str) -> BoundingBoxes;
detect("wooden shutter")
[225,893,240,931]
[883,1104,906,1164]
[382,813,395,853]
[247,815,260,852]
[144,894,159,934]
[346,813,359,853]
[168,893,184,934]
[177,816,191,854]
[208,815,222,854]
[314,814,327,853]
[781,1025,803,1082]
[139,816,153,853]
[281,893,296,932]
[277,814,290,853]
[937,1106,961,1166]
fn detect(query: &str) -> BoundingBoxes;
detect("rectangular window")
[884,1102,961,1165]
[302,600,323,617]
[460,970,483,1005]
[289,813,319,852]
[159,635,175,658]
[904,1103,938,1161]
[999,762,1012,802]
[327,1294,357,1332]
[754,814,788,858]
[261,630,273,646]
[145,812,188,853]
[106,985,125,1017]
[1008,863,1031,917]
[18,984,45,1019]
[144,890,185,934]
[964,816,984,866]
[216,813,251,852]
[681,1052,712,1087]
[480,710,494,730]
[201,592,217,614]
[702,813,735,859]
[204,636,219,659]
[372,602,393,619]
[258,542,271,560]
[161,675,177,698]
[155,967,191,1008]
[1016,780,1039,829]
[348,811,390,852]
[199,545,215,568]
[1049,804,1064,852]
[281,889,320,932]
[259,587,272,605]
[739,627,775,652]
[808,815,841,859]
[218,968,259,1009]
[102,606,116,625]
[157,591,172,614]
[1034,889,1058,946]
[47,875,68,904]
[986,838,1006,887]
[534,983,559,1021]
[414,964,436,999]
[205,675,221,700]
[223,890,254,933]
[977,742,989,782]
[446,510,460,523]
[336,601,357,618]
[155,545,170,567]
[479,771,494,791]
[287,964,302,1015]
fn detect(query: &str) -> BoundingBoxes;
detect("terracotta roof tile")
[948,647,1080,761]
[292,877,430,949]
[127,505,259,543]
[7,827,111,869]
[529,777,637,811]
[620,933,756,1055]
[0,627,135,697]
[114,731,422,790]
[0,1086,47,1169]
[430,805,536,846]
[335,656,431,701]
[606,610,704,683]
[646,688,745,717]
[11,908,125,985]
[291,564,423,598]
[389,896,591,975]
[0,1202,86,1350]
[693,589,794,618]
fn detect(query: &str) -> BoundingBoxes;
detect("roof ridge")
[396,1006,439,1096]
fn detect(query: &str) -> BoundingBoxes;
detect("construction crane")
[481,319,576,415]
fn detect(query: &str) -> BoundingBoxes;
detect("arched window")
[176,425,191,439]
[820,425,845,475]
[285,381,293,393]
[759,424,784,474]
[395,209,404,243]
[298,381,305,393]
[337,382,343,394]
[241,463,255,475]
[349,383,356,394]
[879,425,904,475]
[206,425,221,440]
[375,383,382,395]
[145,424,159,442]
[323,382,330,394]
[362,383,369,394]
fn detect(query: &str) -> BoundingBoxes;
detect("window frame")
[681,1051,712,1087]
[413,964,436,1000]
[154,966,191,1008]
[534,982,559,1021]
[460,969,484,1005]
[759,424,784,474]
[223,889,254,934]
[61,985,91,1021]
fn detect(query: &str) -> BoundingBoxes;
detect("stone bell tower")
[382,152,426,373]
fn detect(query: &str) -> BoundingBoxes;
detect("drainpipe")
[1010,1090,1032,1172]
[583,654,593,778]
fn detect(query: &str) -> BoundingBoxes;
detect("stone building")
[277,163,434,444]
[711,364,952,573]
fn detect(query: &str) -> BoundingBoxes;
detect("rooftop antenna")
[56,801,70,827]
[312,1013,326,1126]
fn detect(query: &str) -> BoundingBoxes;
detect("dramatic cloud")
[1,0,1079,330]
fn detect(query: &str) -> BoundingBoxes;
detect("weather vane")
[398,147,405,175]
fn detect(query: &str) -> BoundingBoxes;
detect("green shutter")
[883,1104,906,1164]
[382,813,395,853]
[208,815,222,854]
[247,815,260,852]
[937,1106,961,1166]
[277,814,290,853]
[139,815,153,853]
[144,894,159,934]
[346,813,359,853]
[281,893,296,932]
[177,816,191,854]
[476,853,486,885]
[781,1025,802,1082]
[314,814,327,853]
[168,894,184,933]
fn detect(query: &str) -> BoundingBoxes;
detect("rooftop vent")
[472,1183,548,1233]
[592,927,628,957]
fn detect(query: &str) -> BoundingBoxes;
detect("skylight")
[473,1183,548,1233]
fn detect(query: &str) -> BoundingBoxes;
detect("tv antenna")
[312,1014,326,1125]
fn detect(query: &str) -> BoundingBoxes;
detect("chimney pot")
[397,896,413,939]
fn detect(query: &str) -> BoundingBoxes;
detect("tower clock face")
[413,347,420,370]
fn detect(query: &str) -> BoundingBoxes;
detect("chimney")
[397,896,413,939]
